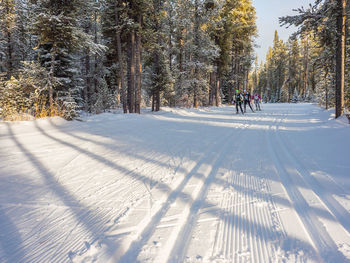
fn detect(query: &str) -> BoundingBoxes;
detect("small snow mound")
[70,241,101,263]
[341,112,350,124]
[339,243,350,260]
[331,115,350,126]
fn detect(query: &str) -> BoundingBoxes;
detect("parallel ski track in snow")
[266,109,347,262]
[180,112,287,263]
[277,120,350,235]
[209,168,284,263]
[2,119,196,263]
[2,106,349,263]
[166,122,250,263]
[112,118,249,263]
[52,121,200,217]
[40,120,199,261]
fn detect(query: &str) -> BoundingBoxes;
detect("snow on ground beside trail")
[0,103,349,263]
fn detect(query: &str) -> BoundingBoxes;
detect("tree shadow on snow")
[0,204,27,262]
[4,104,348,262]
[5,123,124,262]
[34,118,345,262]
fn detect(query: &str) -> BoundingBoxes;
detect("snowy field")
[0,103,349,263]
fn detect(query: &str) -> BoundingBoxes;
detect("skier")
[253,92,261,111]
[234,89,244,114]
[243,90,254,113]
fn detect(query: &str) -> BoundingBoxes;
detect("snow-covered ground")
[0,103,349,263]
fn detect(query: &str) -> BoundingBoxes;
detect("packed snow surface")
[0,103,349,263]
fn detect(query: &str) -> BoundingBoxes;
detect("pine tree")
[182,0,219,108]
[286,37,301,102]
[335,0,346,117]
[102,0,127,113]
[32,0,102,118]
[280,0,347,117]
[0,0,20,79]
[292,88,299,103]
[0,61,59,119]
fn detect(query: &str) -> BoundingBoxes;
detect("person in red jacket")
[253,92,261,111]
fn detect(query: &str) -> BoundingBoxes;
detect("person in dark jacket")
[243,90,254,113]
[234,89,244,114]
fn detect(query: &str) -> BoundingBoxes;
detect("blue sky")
[252,0,314,63]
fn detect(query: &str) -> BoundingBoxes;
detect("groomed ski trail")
[109,121,250,263]
[1,104,349,263]
[266,106,350,262]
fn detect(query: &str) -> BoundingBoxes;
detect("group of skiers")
[233,89,261,114]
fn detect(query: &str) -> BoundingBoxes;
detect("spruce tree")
[32,0,100,118]
[280,0,347,117]
[0,0,20,79]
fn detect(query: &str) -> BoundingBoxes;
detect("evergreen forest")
[0,0,348,120]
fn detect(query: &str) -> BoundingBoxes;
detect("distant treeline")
[250,0,349,118]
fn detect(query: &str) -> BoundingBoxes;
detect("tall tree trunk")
[153,0,162,112]
[229,51,235,104]
[5,2,13,79]
[117,77,121,105]
[83,19,91,112]
[154,50,161,111]
[216,77,220,107]
[235,55,240,91]
[115,7,127,113]
[48,45,56,115]
[238,63,242,91]
[156,89,160,111]
[336,0,346,118]
[209,72,214,106]
[135,15,142,114]
[152,47,160,111]
[84,48,91,112]
[325,69,329,110]
[94,8,98,94]
[127,29,135,113]
[245,68,249,92]
[193,0,200,109]
[178,29,184,73]
[325,86,329,110]
[6,30,13,79]
[303,40,309,99]
[177,28,184,105]
[168,8,174,72]
[152,92,155,112]
[193,78,199,108]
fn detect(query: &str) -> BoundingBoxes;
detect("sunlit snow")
[0,104,349,263]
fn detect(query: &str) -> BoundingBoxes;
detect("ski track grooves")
[166,123,248,263]
[178,113,286,263]
[113,120,249,263]
[194,113,286,263]
[277,122,350,235]
[266,110,347,262]
[210,171,282,263]
[3,105,349,263]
